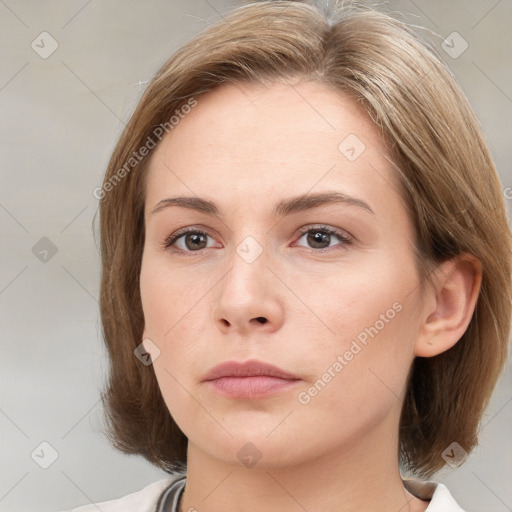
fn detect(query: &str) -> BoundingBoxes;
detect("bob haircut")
[96,0,512,478]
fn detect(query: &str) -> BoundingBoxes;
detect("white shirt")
[62,472,466,512]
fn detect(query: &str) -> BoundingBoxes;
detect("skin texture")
[140,80,481,512]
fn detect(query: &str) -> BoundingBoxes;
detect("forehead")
[144,80,402,217]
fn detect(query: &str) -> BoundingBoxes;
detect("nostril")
[255,317,267,324]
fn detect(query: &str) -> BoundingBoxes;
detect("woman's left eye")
[294,226,352,251]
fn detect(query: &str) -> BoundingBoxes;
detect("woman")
[70,0,511,511]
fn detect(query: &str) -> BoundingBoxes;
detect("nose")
[213,242,285,336]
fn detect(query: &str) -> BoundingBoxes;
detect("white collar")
[403,479,465,511]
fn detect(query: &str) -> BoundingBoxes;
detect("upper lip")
[202,359,300,381]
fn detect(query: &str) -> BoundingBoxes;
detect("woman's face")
[140,80,428,468]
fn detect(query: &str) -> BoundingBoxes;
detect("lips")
[202,359,299,381]
[202,359,301,399]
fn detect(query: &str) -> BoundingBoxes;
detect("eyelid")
[295,224,351,239]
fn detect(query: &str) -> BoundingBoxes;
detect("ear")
[415,253,482,357]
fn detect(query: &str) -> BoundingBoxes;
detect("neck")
[179,416,428,512]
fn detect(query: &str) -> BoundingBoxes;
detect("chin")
[189,423,321,470]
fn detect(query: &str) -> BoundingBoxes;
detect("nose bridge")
[221,234,269,306]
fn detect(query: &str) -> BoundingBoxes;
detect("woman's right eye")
[163,229,217,253]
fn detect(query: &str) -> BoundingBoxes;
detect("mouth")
[202,359,301,399]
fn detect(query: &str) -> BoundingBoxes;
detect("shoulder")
[403,479,466,512]
[60,472,186,512]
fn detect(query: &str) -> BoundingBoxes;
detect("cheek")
[151,361,213,446]
[293,255,418,402]
[140,258,204,340]
[290,309,416,457]
[291,258,406,345]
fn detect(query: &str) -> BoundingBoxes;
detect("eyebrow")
[150,191,375,217]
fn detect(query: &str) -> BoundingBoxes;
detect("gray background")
[1,1,511,511]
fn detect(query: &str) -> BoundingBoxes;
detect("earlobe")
[415,254,482,358]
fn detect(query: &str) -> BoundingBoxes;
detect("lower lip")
[205,376,300,399]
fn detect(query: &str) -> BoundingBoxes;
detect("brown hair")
[95,0,512,477]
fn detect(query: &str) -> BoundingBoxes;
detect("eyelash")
[161,225,353,256]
